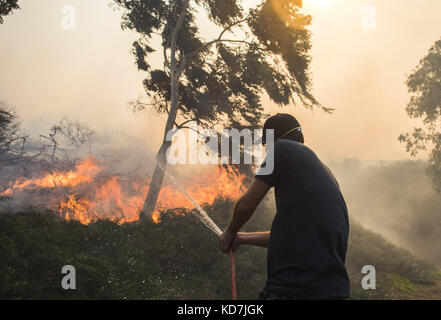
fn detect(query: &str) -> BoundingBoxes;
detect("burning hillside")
[1,156,245,225]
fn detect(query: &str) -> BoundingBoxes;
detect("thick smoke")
[329,159,441,267]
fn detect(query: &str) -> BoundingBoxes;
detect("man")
[219,113,350,300]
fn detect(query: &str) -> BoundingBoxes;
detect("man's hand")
[219,229,236,254]
[219,178,270,254]
[231,233,245,252]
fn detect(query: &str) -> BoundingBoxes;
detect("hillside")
[0,204,440,300]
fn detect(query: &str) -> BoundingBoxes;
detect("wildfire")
[2,157,245,225]
[10,158,101,190]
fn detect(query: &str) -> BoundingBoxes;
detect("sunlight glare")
[304,0,333,10]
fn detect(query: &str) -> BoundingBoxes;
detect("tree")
[399,38,441,192]
[113,0,325,220]
[0,0,19,24]
[39,118,96,162]
[0,100,26,168]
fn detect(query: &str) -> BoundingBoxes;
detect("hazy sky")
[1,0,440,162]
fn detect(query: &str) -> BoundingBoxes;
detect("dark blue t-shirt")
[255,139,350,299]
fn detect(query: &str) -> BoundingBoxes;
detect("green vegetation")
[0,199,439,300]
[399,38,441,192]
[346,221,438,299]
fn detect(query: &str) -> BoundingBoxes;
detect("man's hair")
[262,113,304,145]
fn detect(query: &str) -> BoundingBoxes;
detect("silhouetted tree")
[0,0,19,24]
[399,38,441,192]
[39,118,96,162]
[0,100,26,168]
[113,0,325,220]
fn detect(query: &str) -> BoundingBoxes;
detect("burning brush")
[1,155,243,299]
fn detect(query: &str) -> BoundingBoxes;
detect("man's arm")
[232,231,271,250]
[219,178,271,253]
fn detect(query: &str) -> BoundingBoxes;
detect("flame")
[3,157,102,195]
[2,157,245,225]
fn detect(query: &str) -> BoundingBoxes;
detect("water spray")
[152,159,238,300]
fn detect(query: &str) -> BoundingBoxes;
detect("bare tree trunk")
[140,73,180,220]
[140,0,189,221]
[139,141,169,220]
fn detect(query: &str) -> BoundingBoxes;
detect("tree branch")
[130,98,167,112]
[163,34,171,70]
[170,0,189,72]
[184,13,253,60]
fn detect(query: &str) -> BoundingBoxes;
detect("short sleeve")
[255,141,288,187]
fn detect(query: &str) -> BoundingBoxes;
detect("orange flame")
[10,157,101,190]
[2,157,245,225]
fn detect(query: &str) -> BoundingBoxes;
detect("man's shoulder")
[277,139,314,154]
[277,139,306,147]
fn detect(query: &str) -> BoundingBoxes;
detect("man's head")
[262,113,304,145]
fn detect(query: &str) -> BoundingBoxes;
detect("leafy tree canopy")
[114,0,325,131]
[0,0,19,24]
[400,38,441,191]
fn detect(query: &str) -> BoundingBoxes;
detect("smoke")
[2,109,440,267]
[328,159,441,267]
[257,157,441,267]
[0,113,249,226]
